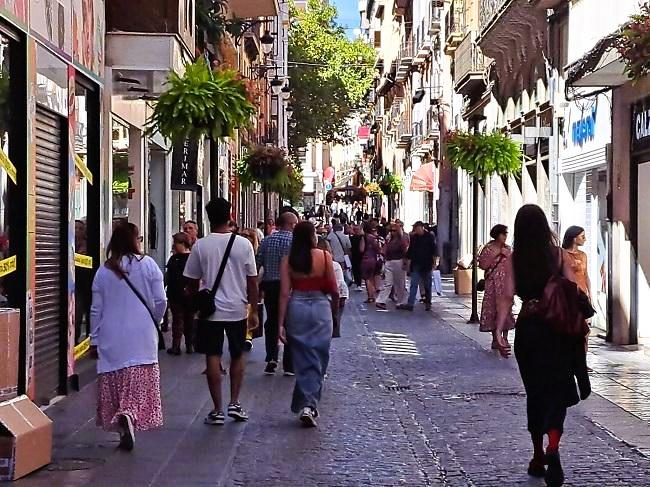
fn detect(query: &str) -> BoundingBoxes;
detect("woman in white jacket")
[317,238,349,337]
[90,222,167,451]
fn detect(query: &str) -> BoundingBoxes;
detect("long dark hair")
[512,205,558,293]
[106,222,142,277]
[289,221,316,274]
[562,225,584,250]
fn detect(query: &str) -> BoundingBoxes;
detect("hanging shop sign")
[632,96,650,153]
[74,253,93,269]
[572,104,597,147]
[0,255,16,277]
[0,149,17,184]
[171,139,199,191]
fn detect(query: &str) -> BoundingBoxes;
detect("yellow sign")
[0,255,16,277]
[0,148,17,184]
[73,337,91,360]
[74,253,93,269]
[74,154,93,185]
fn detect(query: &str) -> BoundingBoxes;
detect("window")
[112,119,130,224]
[0,34,11,304]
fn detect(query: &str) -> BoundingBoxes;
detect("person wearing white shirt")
[91,222,167,451]
[184,198,259,426]
[317,238,348,337]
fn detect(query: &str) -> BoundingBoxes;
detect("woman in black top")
[349,225,364,288]
[497,205,590,487]
[166,232,194,355]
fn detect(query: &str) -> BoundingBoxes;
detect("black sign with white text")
[171,139,199,191]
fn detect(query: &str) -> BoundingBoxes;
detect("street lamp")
[285,104,294,119]
[260,30,274,55]
[269,76,284,96]
[289,120,297,128]
[280,84,291,101]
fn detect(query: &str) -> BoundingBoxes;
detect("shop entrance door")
[33,106,66,404]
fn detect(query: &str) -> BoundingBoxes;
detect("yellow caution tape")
[74,154,93,185]
[0,255,16,277]
[73,337,91,360]
[74,253,93,269]
[0,148,17,184]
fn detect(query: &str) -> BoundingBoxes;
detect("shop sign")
[0,255,16,277]
[0,149,17,184]
[74,154,93,185]
[572,105,597,146]
[74,253,93,269]
[632,97,650,152]
[171,139,199,191]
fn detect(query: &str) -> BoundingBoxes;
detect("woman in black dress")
[497,204,590,487]
[349,225,364,289]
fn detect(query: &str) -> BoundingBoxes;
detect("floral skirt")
[96,363,163,432]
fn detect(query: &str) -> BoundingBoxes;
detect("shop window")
[73,83,92,345]
[112,119,130,224]
[0,35,11,305]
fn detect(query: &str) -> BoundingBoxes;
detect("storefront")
[559,95,610,333]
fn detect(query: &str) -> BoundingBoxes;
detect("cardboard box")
[453,268,483,295]
[0,309,19,402]
[0,395,52,481]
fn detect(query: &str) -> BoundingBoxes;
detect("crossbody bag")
[195,233,237,319]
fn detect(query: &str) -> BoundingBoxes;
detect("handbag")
[196,233,237,319]
[541,251,593,336]
[477,253,505,292]
[120,271,166,351]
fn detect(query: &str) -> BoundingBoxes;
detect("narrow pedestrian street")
[17,283,650,487]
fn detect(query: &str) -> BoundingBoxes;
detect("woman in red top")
[278,221,339,427]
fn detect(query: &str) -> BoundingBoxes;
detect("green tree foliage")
[289,0,375,151]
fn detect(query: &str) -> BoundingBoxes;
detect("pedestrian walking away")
[376,222,408,310]
[278,221,339,427]
[360,220,382,303]
[165,232,195,355]
[496,204,591,486]
[184,198,259,426]
[257,210,298,376]
[317,237,349,337]
[326,218,352,284]
[399,221,437,311]
[90,222,167,451]
[349,225,364,290]
[478,224,514,350]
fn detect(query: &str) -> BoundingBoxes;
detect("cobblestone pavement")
[17,287,650,486]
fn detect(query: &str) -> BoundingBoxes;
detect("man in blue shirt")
[257,211,298,375]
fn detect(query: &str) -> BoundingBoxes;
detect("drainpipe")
[468,114,485,324]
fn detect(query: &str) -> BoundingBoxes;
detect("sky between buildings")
[332,0,359,38]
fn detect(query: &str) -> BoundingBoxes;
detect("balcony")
[453,32,490,95]
[444,1,464,55]
[426,106,440,140]
[397,115,413,149]
[394,0,411,18]
[413,22,432,65]
[228,0,279,18]
[429,0,443,35]
[396,42,414,82]
[411,120,426,155]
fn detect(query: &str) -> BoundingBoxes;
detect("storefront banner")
[74,153,93,184]
[171,139,199,191]
[0,148,16,184]
[0,255,16,277]
[73,252,92,268]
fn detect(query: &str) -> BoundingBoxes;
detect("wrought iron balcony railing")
[444,0,464,54]
[453,32,490,92]
[479,0,511,34]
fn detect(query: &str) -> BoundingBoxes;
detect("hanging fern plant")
[616,3,650,83]
[446,131,522,179]
[236,146,294,194]
[380,173,404,195]
[146,58,255,143]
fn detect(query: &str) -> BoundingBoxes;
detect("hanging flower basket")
[146,58,254,143]
[236,146,293,194]
[446,130,522,179]
[364,181,384,196]
[616,4,650,83]
[379,173,404,195]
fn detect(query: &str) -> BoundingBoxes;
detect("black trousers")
[263,281,293,371]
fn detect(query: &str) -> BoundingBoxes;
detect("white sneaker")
[299,407,317,427]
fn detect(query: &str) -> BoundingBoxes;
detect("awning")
[565,30,628,88]
[409,163,435,192]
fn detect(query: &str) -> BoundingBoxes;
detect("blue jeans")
[286,291,333,413]
[408,269,432,306]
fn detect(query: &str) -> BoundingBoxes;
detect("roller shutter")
[33,107,65,404]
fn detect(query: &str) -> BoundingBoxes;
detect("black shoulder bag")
[119,270,166,351]
[195,233,237,320]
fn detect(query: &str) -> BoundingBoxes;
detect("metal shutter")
[33,107,64,404]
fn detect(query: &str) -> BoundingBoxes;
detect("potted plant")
[364,181,384,196]
[241,145,287,181]
[616,4,650,83]
[146,58,254,144]
[379,172,404,195]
